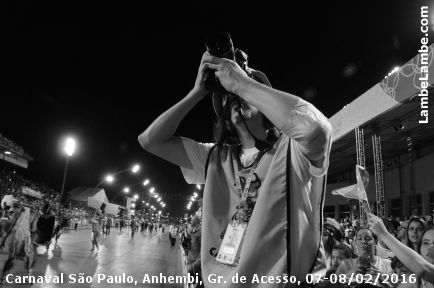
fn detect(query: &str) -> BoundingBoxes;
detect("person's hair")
[213,115,240,146]
[381,218,398,237]
[332,243,354,259]
[41,202,51,214]
[324,222,343,242]
[391,256,405,270]
[407,216,426,249]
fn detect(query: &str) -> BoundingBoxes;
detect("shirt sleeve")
[179,137,215,184]
[284,99,333,179]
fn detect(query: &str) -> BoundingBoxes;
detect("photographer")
[138,32,332,287]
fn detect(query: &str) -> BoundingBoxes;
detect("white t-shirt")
[180,99,332,288]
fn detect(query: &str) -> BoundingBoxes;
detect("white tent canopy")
[65,187,109,203]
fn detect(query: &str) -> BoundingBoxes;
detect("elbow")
[310,121,332,148]
[138,130,154,152]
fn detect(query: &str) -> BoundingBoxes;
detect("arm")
[205,54,332,164]
[138,53,212,169]
[368,213,434,283]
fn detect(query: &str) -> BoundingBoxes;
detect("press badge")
[216,222,247,266]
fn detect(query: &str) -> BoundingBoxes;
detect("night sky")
[1,1,431,217]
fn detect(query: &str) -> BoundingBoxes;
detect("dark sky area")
[1,1,432,217]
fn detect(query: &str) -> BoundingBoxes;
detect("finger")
[203,54,223,65]
[204,62,221,71]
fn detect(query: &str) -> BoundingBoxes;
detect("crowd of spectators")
[313,214,434,288]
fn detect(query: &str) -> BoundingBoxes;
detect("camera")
[357,256,371,273]
[204,31,251,95]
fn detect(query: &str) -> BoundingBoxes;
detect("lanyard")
[231,147,267,201]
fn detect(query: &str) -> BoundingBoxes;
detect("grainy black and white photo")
[1,1,433,288]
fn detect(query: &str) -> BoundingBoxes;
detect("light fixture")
[132,164,140,173]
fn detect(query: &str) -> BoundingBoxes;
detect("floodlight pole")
[61,156,70,200]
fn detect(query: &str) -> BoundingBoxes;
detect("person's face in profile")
[408,221,423,245]
[322,229,331,243]
[420,229,434,264]
[219,93,264,133]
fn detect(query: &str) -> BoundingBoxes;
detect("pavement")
[0,228,185,288]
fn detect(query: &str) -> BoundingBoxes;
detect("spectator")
[169,225,178,248]
[407,217,426,251]
[325,243,353,277]
[336,227,392,282]
[323,218,355,270]
[398,219,410,245]
[368,213,434,286]
[391,256,411,278]
[130,216,136,238]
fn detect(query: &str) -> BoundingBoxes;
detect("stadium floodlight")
[60,136,77,198]
[132,164,140,173]
[97,164,141,188]
[64,137,77,157]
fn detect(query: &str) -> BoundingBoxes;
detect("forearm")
[138,89,206,148]
[382,232,434,282]
[237,79,300,131]
[238,79,331,160]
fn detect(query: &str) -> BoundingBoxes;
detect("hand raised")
[367,213,388,239]
[202,53,251,95]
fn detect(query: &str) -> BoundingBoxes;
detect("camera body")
[357,256,371,273]
[204,31,251,95]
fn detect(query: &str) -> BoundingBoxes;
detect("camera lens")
[205,31,235,59]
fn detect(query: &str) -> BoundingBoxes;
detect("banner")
[331,165,369,201]
[21,186,43,199]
